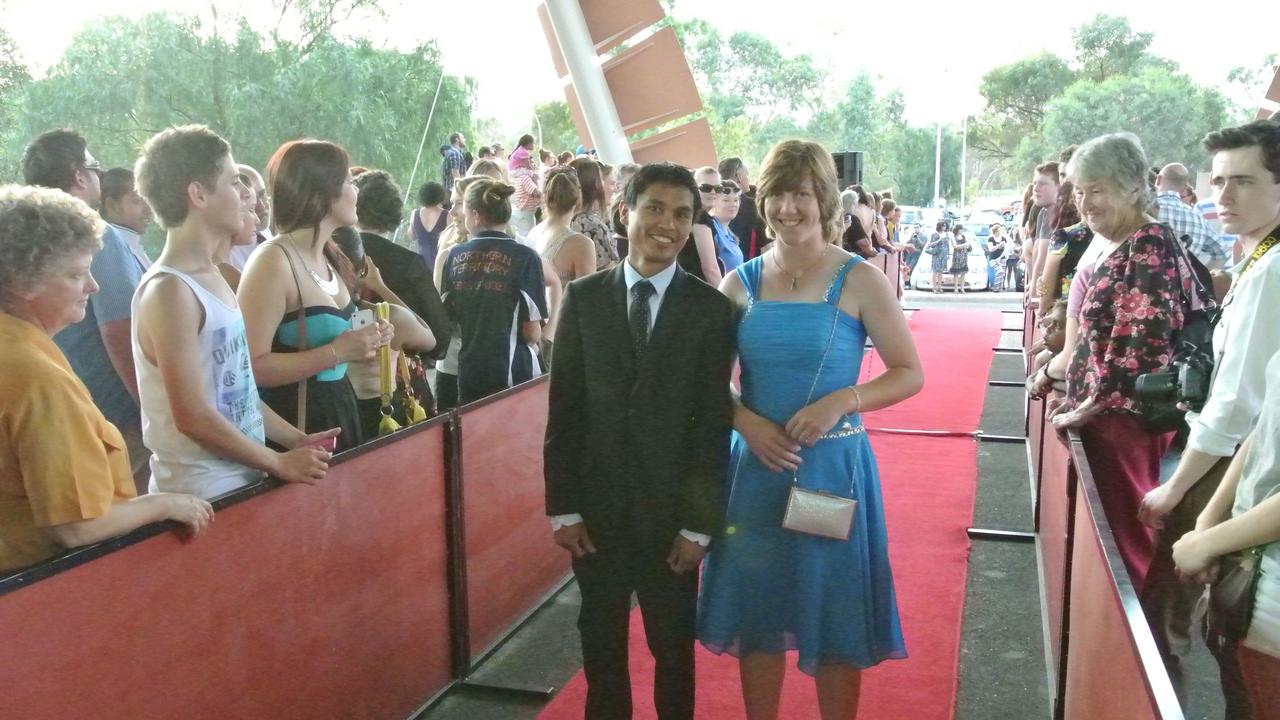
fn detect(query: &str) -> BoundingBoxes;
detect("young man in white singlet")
[132,125,338,500]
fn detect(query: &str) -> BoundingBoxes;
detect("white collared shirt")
[622,259,679,332]
[1186,245,1280,457]
[109,223,152,271]
[550,260,710,547]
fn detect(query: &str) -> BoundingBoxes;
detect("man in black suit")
[352,170,452,408]
[545,163,735,719]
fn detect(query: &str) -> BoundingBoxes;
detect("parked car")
[898,205,925,227]
[910,232,992,291]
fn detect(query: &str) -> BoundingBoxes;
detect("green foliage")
[1041,68,1231,170]
[1228,54,1279,103]
[973,12,1243,187]
[0,12,474,196]
[0,27,31,179]
[673,19,823,127]
[979,53,1076,127]
[1071,13,1167,82]
[876,125,963,207]
[531,100,579,154]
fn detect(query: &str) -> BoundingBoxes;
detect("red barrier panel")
[0,423,454,720]
[1028,395,1047,515]
[1037,426,1074,696]
[1022,305,1037,375]
[1062,436,1183,720]
[456,378,570,663]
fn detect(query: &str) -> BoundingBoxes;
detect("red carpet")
[538,309,1002,719]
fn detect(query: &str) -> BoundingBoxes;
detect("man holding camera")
[1136,120,1280,716]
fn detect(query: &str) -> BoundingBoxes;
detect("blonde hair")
[468,159,504,180]
[756,139,843,244]
[464,178,516,226]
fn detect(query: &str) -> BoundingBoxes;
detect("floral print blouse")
[1066,223,1195,413]
[570,210,619,271]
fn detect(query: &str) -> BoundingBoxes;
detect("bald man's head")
[237,163,270,231]
[1157,163,1191,193]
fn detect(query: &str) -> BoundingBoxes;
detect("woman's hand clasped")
[785,394,847,448]
[739,410,803,474]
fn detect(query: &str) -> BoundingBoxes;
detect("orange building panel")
[602,27,705,136]
[629,117,718,168]
[536,0,665,81]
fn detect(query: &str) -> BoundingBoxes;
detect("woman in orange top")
[0,185,212,573]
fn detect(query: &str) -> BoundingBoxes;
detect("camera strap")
[1239,227,1280,278]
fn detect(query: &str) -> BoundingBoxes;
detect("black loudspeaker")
[832,151,864,189]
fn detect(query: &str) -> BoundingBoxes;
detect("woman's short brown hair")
[0,185,103,298]
[756,139,843,244]
[464,178,516,226]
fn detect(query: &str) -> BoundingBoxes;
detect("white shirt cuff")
[1185,415,1240,459]
[680,529,711,546]
[550,513,583,530]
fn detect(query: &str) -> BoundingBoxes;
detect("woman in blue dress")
[698,140,924,720]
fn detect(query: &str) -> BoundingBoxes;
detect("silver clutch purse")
[774,289,862,542]
[782,485,857,541]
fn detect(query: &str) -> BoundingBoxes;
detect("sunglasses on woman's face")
[698,183,739,196]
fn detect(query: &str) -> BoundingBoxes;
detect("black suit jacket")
[730,192,768,260]
[359,232,451,360]
[544,264,736,555]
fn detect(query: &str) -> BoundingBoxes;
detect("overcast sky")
[5,0,1277,135]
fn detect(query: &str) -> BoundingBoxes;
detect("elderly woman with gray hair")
[1047,132,1201,592]
[0,186,213,572]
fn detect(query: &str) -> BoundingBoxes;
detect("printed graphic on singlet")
[211,321,266,442]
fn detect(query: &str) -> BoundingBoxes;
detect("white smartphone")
[351,308,374,330]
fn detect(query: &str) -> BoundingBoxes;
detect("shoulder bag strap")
[275,241,310,433]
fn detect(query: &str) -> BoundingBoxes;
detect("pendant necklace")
[772,245,829,291]
[286,235,342,296]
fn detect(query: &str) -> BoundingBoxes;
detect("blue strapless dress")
[697,255,906,674]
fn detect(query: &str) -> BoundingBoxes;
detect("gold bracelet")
[848,385,862,414]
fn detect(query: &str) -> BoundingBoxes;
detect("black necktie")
[629,280,655,358]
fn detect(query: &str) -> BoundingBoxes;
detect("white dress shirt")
[551,260,711,547]
[1186,246,1280,457]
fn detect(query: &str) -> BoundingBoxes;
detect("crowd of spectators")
[2,112,1279,720]
[1026,120,1280,717]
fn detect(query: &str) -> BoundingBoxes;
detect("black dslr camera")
[1133,310,1216,433]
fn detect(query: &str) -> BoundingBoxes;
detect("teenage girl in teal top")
[238,140,392,451]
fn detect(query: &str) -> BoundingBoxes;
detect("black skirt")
[260,375,365,451]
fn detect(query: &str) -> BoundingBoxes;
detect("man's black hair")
[353,169,404,233]
[100,168,135,205]
[621,162,701,217]
[417,181,446,208]
[22,129,89,191]
[1203,119,1280,184]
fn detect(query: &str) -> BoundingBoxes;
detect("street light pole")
[933,122,942,206]
[960,116,968,210]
